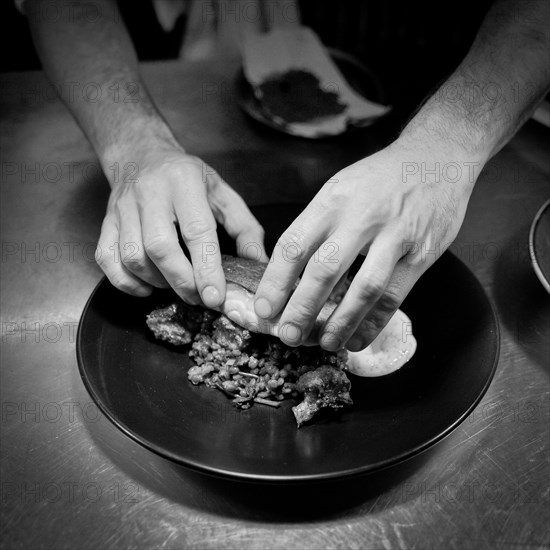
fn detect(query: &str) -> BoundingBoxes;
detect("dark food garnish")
[292,366,353,427]
[146,302,204,345]
[257,69,346,124]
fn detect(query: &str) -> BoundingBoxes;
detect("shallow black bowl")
[77,204,500,482]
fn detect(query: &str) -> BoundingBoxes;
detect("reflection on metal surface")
[1,60,548,549]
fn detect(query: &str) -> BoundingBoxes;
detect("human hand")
[96,143,267,307]
[253,136,481,351]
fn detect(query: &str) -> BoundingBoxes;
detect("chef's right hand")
[95,144,268,307]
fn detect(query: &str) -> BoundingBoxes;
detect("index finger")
[140,202,201,305]
[254,215,327,320]
[174,185,226,308]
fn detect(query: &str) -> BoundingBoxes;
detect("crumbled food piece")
[292,366,353,428]
[146,302,206,345]
[212,315,251,351]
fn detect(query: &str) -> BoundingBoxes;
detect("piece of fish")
[219,255,340,345]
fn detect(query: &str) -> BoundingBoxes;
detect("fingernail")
[280,322,302,345]
[225,309,244,326]
[154,280,171,289]
[134,285,153,297]
[255,297,273,319]
[346,336,364,352]
[182,291,202,306]
[202,286,222,308]
[320,332,341,351]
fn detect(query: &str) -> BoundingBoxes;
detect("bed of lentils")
[188,314,347,408]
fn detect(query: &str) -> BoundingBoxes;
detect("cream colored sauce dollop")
[346,309,417,377]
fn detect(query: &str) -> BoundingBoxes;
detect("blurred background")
[0,0,495,113]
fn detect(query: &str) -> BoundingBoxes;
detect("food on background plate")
[257,69,347,124]
[146,255,416,427]
[241,26,391,137]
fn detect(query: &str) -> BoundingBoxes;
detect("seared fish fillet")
[219,255,340,344]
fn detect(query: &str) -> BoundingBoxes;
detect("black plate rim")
[76,251,500,483]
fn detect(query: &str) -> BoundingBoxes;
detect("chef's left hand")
[253,136,481,351]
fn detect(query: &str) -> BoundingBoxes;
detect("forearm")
[25,0,179,181]
[401,0,550,166]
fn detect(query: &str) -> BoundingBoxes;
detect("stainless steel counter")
[1,60,549,549]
